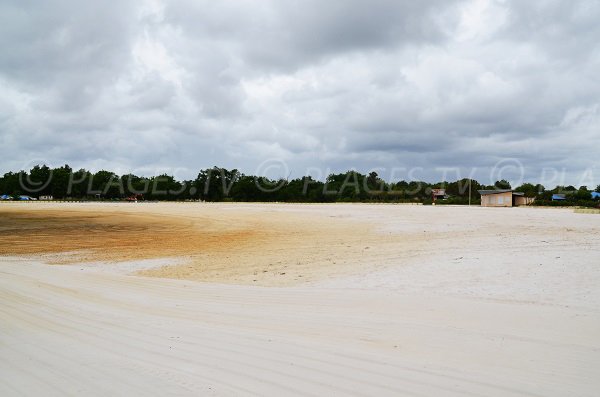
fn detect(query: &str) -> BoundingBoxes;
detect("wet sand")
[0,202,422,285]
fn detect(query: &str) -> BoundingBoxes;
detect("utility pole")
[468,178,472,206]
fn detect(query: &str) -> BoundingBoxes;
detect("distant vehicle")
[0,194,13,200]
[125,194,144,202]
[18,195,37,201]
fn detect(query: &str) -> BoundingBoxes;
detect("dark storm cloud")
[162,0,457,70]
[0,1,136,90]
[0,0,598,186]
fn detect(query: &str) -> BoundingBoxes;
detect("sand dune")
[1,203,600,396]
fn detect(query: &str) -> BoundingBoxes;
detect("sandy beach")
[1,203,600,396]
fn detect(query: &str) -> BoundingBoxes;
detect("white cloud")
[0,0,598,185]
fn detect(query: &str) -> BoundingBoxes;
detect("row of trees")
[1,164,599,205]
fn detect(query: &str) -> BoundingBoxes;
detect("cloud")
[0,0,598,186]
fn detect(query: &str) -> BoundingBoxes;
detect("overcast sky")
[0,0,599,186]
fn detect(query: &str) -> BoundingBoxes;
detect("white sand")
[1,204,600,396]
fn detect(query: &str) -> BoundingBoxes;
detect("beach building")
[478,189,534,207]
[431,189,447,202]
[552,194,567,201]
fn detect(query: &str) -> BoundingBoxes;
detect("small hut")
[478,190,534,207]
[431,189,447,202]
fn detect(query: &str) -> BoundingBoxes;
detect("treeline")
[1,164,599,206]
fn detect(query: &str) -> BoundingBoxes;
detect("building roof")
[478,189,523,196]
[478,189,511,195]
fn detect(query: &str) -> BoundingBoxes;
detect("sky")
[0,0,599,186]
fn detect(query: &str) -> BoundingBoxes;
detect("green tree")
[90,170,121,198]
[0,171,24,196]
[149,174,184,200]
[26,165,52,196]
[494,180,511,190]
[50,165,73,199]
[194,167,240,201]
[68,169,92,198]
[575,186,591,200]
[515,183,544,197]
